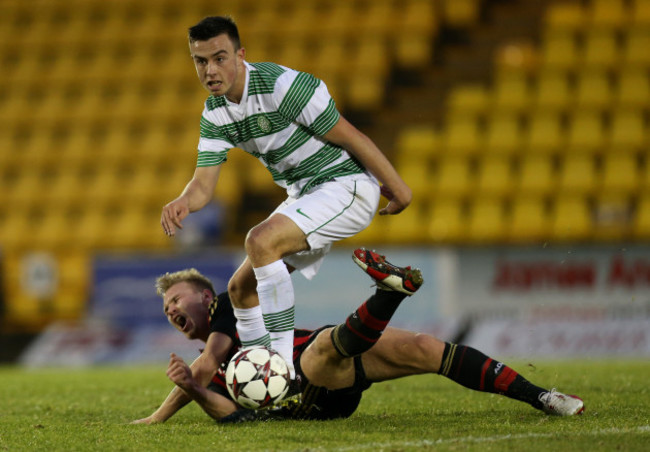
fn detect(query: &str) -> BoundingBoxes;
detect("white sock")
[232,305,271,347]
[253,260,296,378]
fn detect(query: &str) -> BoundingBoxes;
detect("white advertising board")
[450,245,650,319]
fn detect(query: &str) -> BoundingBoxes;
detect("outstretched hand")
[378,185,411,216]
[161,198,190,236]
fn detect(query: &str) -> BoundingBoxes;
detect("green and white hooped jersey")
[197,61,365,197]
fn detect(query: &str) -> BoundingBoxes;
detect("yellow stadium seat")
[395,0,437,67]
[30,210,77,249]
[581,29,620,69]
[434,157,473,197]
[566,111,605,152]
[276,43,310,73]
[609,109,647,149]
[442,0,480,27]
[311,40,346,86]
[574,70,613,111]
[533,69,572,112]
[551,195,593,241]
[545,3,585,31]
[110,205,171,250]
[84,167,132,206]
[351,37,391,75]
[0,209,36,250]
[346,74,385,110]
[614,69,650,108]
[632,194,650,239]
[484,114,523,155]
[41,165,90,208]
[398,161,434,199]
[355,1,394,38]
[558,154,598,195]
[642,154,650,190]
[516,154,556,195]
[525,112,565,154]
[631,0,650,25]
[20,127,65,168]
[491,71,531,113]
[587,0,628,29]
[623,27,650,67]
[402,0,438,34]
[310,2,356,37]
[600,152,640,194]
[539,29,579,70]
[395,126,440,161]
[475,156,514,197]
[441,115,481,156]
[508,196,551,242]
[395,31,435,68]
[75,206,126,250]
[6,171,48,210]
[447,84,489,116]
[213,162,244,212]
[467,197,506,243]
[428,198,466,243]
[384,204,429,244]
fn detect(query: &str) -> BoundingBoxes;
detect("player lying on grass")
[132,248,584,424]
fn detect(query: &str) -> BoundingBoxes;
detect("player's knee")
[411,334,445,372]
[315,328,344,361]
[244,225,276,262]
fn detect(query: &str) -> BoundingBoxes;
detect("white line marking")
[314,425,650,452]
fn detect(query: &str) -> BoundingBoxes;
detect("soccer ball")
[225,346,291,409]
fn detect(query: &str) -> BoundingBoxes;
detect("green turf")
[0,360,648,451]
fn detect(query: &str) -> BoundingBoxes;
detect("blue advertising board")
[91,252,239,328]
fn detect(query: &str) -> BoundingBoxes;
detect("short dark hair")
[188,16,241,49]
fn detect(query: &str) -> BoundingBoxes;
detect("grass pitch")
[0,360,648,451]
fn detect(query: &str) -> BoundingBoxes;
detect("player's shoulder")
[249,61,289,77]
[209,291,233,320]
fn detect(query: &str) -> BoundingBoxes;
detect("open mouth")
[175,314,187,330]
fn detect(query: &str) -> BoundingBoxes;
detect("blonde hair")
[155,268,218,297]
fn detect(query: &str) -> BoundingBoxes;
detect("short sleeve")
[208,292,238,342]
[276,71,340,137]
[197,114,235,167]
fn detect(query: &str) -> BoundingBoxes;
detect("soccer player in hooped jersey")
[160,16,412,380]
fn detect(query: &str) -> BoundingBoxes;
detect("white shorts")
[273,173,380,280]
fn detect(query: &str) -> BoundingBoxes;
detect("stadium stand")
[1,0,649,330]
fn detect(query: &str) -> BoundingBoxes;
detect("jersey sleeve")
[276,70,341,137]
[209,292,238,342]
[197,105,236,167]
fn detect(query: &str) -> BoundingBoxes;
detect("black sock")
[439,343,547,409]
[330,290,407,357]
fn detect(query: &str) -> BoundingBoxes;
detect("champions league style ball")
[225,346,291,409]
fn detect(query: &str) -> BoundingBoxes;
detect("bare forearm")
[350,133,411,201]
[150,386,192,423]
[180,177,215,212]
[179,379,238,420]
[324,117,411,205]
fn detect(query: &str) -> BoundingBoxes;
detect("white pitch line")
[310,425,650,452]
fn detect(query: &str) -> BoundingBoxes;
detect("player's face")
[190,33,246,103]
[163,282,210,341]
